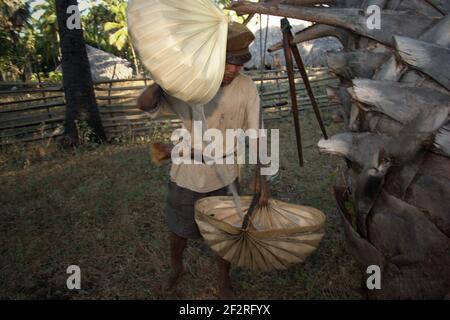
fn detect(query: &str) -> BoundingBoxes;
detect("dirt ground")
[0,109,365,300]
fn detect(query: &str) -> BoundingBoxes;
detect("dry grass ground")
[0,109,365,300]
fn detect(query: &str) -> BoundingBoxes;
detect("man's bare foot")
[165,267,186,292]
[153,267,186,296]
[218,284,237,300]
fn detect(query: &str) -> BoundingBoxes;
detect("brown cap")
[226,22,255,66]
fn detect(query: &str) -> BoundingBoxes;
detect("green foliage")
[214,0,232,8]
[0,0,29,29]
[30,71,63,82]
[80,1,123,61]
[105,21,127,50]
[0,0,32,81]
[101,0,140,73]
[213,0,252,23]
[0,0,252,81]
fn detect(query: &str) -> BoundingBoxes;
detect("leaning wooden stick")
[285,19,328,140]
[281,18,304,167]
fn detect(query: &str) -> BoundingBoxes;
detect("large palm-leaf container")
[127,0,228,105]
[230,0,450,299]
[195,196,326,272]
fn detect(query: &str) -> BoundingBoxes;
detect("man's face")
[222,63,242,86]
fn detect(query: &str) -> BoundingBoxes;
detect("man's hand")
[151,143,173,165]
[137,83,162,112]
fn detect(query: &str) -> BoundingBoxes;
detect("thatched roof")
[57,45,134,82]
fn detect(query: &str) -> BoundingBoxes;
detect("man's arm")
[138,83,174,165]
[137,83,176,120]
[137,83,162,112]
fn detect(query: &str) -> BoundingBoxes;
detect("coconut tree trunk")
[55,0,106,145]
[231,0,450,299]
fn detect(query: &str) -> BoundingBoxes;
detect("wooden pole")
[285,18,328,140]
[281,18,304,167]
[36,72,51,119]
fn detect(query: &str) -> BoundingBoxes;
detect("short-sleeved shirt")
[146,73,261,193]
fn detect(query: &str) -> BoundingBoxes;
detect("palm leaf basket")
[127,0,228,105]
[195,196,326,272]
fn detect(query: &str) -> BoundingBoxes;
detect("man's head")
[222,22,254,86]
[222,63,242,86]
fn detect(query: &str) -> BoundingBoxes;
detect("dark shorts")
[165,180,239,240]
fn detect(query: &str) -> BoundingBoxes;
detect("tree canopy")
[0,0,251,82]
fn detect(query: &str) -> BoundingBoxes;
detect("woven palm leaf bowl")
[195,196,327,272]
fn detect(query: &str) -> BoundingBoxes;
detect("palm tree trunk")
[55,0,106,145]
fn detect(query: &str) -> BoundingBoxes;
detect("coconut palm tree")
[230,0,450,299]
[103,0,140,74]
[82,0,117,54]
[55,0,106,144]
[0,0,32,80]
[32,0,61,69]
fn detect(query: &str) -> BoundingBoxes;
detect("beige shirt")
[147,74,261,193]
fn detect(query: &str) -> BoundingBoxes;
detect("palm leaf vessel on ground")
[195,196,326,272]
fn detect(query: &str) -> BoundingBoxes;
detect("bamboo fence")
[0,68,340,146]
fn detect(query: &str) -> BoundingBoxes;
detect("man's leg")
[217,256,235,299]
[165,231,187,291]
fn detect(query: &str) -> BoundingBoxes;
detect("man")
[137,22,269,299]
